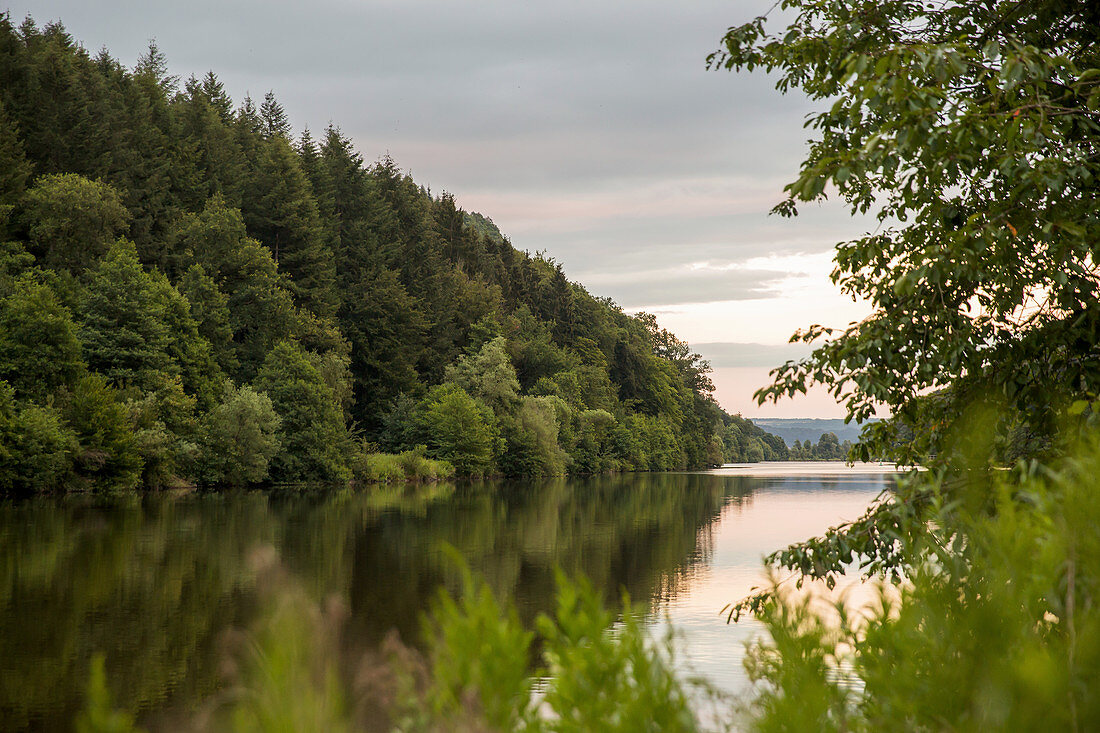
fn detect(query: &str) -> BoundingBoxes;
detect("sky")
[6,0,876,418]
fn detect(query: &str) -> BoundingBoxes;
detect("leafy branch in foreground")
[711,0,1100,464]
[739,431,1100,731]
[724,470,935,622]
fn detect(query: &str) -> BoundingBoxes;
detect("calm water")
[0,463,896,730]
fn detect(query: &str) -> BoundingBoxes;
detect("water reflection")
[0,466,894,730]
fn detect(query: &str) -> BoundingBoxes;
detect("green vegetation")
[711,0,1100,466]
[354,449,456,484]
[716,414,789,463]
[78,557,703,733]
[749,418,865,447]
[713,1,1100,729]
[741,430,1100,731]
[0,15,788,492]
[787,432,851,461]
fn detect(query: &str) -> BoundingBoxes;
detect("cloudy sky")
[8,0,875,417]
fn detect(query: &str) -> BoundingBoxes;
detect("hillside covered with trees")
[0,15,789,492]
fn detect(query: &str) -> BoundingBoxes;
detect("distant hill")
[749,418,872,447]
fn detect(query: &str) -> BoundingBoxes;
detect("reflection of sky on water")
[648,464,898,701]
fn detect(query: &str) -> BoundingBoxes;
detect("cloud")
[586,266,788,308]
[11,0,877,360]
[690,342,813,368]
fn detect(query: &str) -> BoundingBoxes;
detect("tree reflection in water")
[0,472,751,731]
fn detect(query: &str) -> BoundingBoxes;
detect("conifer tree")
[78,239,174,390]
[200,71,233,123]
[177,264,236,375]
[259,90,291,139]
[149,269,224,409]
[0,99,31,214]
[167,196,296,379]
[242,135,338,317]
[134,39,178,95]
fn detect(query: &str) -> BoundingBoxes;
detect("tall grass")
[355,448,456,484]
[740,431,1100,731]
[78,550,707,732]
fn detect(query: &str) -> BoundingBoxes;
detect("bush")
[76,553,703,732]
[358,453,404,484]
[198,383,281,486]
[416,384,498,476]
[254,341,350,484]
[62,374,142,492]
[0,382,74,494]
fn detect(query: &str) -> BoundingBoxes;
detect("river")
[0,462,898,730]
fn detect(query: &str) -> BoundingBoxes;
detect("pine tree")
[134,39,178,95]
[177,264,236,375]
[0,99,31,213]
[259,90,290,139]
[78,239,174,389]
[200,70,233,123]
[242,136,338,317]
[166,196,296,380]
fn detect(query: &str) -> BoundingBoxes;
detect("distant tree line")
[0,16,789,491]
[787,432,852,461]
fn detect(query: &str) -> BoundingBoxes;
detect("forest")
[0,15,789,493]
[7,1,1100,730]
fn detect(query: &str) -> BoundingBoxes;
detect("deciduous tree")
[712,0,1100,462]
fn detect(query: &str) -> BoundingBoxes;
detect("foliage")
[416,384,499,476]
[61,374,142,492]
[500,395,569,476]
[444,336,520,413]
[254,340,350,484]
[22,173,130,272]
[74,654,143,733]
[196,552,350,733]
[718,416,789,464]
[0,381,74,494]
[0,274,84,400]
[198,383,281,486]
[571,409,618,474]
[407,564,700,732]
[353,448,456,484]
[126,375,200,488]
[78,239,174,390]
[711,0,1100,465]
[177,263,236,375]
[536,573,698,733]
[741,433,1100,731]
[788,432,852,461]
[0,14,786,491]
[414,557,537,731]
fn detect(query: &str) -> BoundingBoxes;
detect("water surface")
[0,463,897,730]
